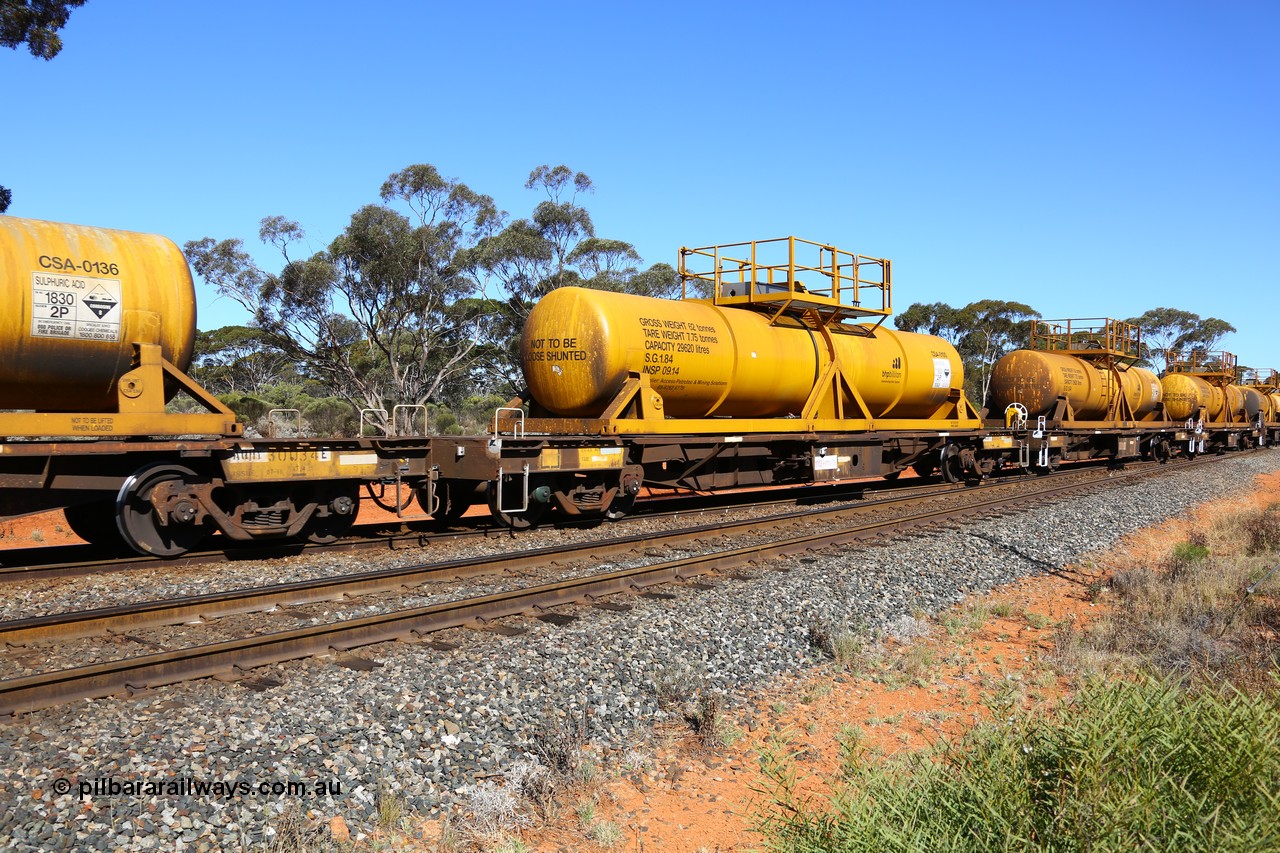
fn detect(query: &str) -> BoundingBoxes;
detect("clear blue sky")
[3,1,1276,367]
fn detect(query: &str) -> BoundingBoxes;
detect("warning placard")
[30,272,122,342]
[932,357,953,389]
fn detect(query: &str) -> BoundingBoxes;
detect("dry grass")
[1054,503,1280,690]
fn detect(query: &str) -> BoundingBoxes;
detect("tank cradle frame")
[0,337,241,439]
[508,367,983,437]
[1165,350,1257,428]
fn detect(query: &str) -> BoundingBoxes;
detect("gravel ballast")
[2,453,1277,850]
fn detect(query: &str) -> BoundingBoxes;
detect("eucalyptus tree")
[185,165,500,432]
[893,301,967,346]
[464,165,678,390]
[191,325,293,395]
[957,299,1040,402]
[895,299,1039,405]
[1124,307,1237,374]
[1,0,85,59]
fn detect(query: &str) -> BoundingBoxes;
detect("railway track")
[0,476,956,583]
[0,457,1212,715]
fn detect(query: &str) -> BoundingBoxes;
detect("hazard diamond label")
[82,285,119,319]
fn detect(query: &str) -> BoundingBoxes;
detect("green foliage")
[432,408,458,433]
[1,0,85,60]
[191,325,293,395]
[448,394,511,433]
[0,184,10,213]
[213,385,355,437]
[759,504,1280,853]
[1076,524,1280,684]
[1123,307,1237,374]
[301,396,357,438]
[186,163,669,408]
[185,165,500,425]
[464,164,674,391]
[896,299,1040,407]
[1170,540,1210,563]
[219,391,271,429]
[893,302,966,345]
[756,674,1280,852]
[959,299,1040,403]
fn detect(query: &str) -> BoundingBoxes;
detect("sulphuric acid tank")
[1265,391,1280,424]
[1160,374,1222,421]
[1241,387,1267,423]
[520,286,966,419]
[986,349,1163,421]
[0,216,197,412]
[1160,373,1259,423]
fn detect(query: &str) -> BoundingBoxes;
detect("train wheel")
[304,484,360,544]
[939,445,966,484]
[486,479,549,530]
[63,499,124,548]
[116,464,206,557]
[603,472,642,521]
[1152,439,1171,464]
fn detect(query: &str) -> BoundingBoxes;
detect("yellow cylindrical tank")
[986,350,1163,420]
[1267,392,1280,424]
[520,287,966,419]
[1159,375,1259,423]
[1120,366,1164,419]
[1161,374,1225,421]
[0,216,196,412]
[1239,387,1264,422]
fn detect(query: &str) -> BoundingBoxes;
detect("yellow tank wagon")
[486,238,989,517]
[1239,369,1280,447]
[985,319,1181,467]
[1162,351,1260,450]
[0,217,430,555]
[519,238,980,434]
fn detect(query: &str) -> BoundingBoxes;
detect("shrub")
[1244,503,1280,555]
[686,693,726,751]
[302,396,357,437]
[755,674,1280,852]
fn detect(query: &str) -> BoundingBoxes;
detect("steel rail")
[0,456,1153,582]
[0,458,1207,715]
[0,479,921,583]
[0,481,971,645]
